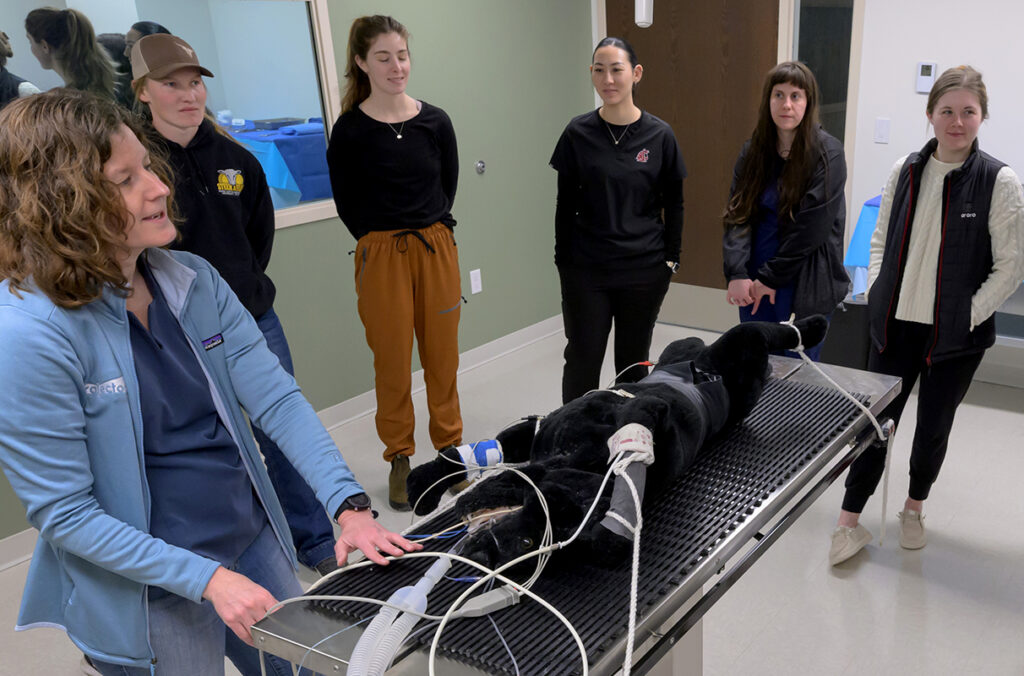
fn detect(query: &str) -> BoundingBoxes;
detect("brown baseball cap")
[131,34,214,82]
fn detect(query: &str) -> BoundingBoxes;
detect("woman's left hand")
[335,510,422,565]
[750,280,776,315]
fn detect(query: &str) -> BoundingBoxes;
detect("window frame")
[272,0,340,229]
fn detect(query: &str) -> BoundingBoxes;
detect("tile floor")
[2,322,1022,675]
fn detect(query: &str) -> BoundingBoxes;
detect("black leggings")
[842,319,984,513]
[558,265,672,404]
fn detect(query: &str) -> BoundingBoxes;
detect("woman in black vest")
[829,66,1024,565]
[722,61,848,361]
[551,36,686,404]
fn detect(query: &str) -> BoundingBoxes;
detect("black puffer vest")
[868,138,1004,364]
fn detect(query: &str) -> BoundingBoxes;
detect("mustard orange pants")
[354,223,463,461]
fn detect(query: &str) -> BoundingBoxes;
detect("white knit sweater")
[867,153,1024,329]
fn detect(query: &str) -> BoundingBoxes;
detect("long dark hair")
[724,61,822,228]
[25,7,116,99]
[340,15,410,114]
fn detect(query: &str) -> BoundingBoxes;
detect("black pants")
[559,265,672,404]
[841,319,984,513]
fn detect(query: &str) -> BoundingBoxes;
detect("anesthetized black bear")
[406,316,829,569]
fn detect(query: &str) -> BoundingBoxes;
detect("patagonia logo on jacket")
[84,377,126,397]
[202,334,224,350]
[216,169,244,196]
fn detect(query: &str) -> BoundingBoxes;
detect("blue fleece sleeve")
[203,263,364,519]
[0,306,220,603]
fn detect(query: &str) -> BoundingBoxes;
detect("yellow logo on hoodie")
[216,169,244,196]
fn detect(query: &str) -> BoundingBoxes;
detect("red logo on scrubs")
[636,148,650,163]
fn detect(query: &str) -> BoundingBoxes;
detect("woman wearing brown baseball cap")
[132,29,348,620]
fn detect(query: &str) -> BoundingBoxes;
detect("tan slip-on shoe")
[829,523,872,565]
[898,509,927,549]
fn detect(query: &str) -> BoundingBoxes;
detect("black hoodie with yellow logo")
[155,118,276,318]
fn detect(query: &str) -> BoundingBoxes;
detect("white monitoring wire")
[294,615,371,672]
[276,445,636,674]
[297,417,658,674]
[781,315,896,544]
[426,446,647,676]
[266,549,590,676]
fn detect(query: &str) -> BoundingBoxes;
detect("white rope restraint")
[780,315,895,543]
[605,423,656,676]
[603,511,636,536]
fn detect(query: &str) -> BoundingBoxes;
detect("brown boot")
[389,456,412,511]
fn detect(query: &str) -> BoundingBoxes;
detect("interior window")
[795,0,854,143]
[67,0,332,210]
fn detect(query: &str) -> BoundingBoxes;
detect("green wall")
[0,1,593,540]
[271,0,594,410]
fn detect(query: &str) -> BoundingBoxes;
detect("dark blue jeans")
[90,524,310,676]
[254,308,336,569]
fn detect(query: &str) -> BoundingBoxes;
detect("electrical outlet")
[470,269,482,294]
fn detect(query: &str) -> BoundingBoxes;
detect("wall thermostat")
[916,62,938,94]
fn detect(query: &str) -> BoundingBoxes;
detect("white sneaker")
[829,524,872,565]
[898,509,927,549]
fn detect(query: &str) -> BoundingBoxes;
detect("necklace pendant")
[396,134,403,139]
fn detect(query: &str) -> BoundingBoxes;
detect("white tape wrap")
[607,423,655,465]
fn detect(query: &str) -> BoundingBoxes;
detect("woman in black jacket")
[722,61,848,360]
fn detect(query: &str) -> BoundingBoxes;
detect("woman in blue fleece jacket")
[0,90,419,675]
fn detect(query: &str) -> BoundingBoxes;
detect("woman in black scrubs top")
[550,36,686,404]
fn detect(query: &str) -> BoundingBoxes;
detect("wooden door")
[606,0,778,289]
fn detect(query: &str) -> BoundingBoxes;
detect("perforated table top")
[252,362,900,675]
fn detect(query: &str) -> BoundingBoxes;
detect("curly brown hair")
[0,88,176,308]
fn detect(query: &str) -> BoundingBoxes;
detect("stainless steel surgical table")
[253,358,900,675]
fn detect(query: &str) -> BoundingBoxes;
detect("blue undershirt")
[129,259,266,594]
[742,156,795,322]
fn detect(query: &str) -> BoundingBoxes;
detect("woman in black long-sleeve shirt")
[326,15,463,511]
[550,37,685,404]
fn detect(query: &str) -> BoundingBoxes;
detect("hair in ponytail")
[25,7,116,99]
[340,15,409,114]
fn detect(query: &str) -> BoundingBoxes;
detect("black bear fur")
[406,316,829,570]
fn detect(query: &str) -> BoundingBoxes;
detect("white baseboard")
[975,335,1024,389]
[0,528,36,573]
[317,315,563,432]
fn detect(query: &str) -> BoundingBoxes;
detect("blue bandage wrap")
[457,439,503,480]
